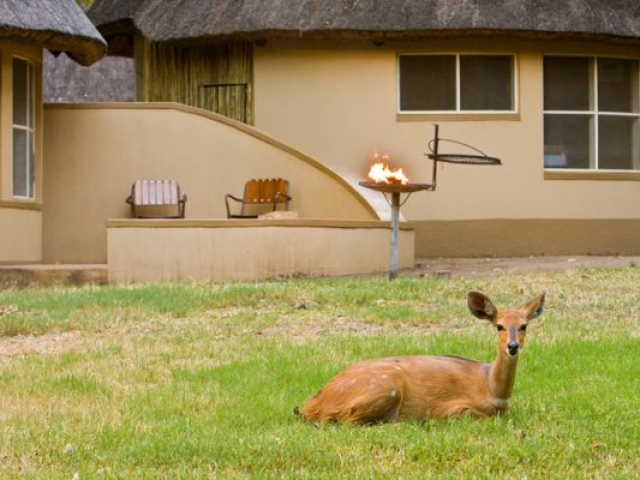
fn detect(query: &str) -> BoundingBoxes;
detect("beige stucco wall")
[41,37,640,264]
[43,104,382,264]
[0,207,42,263]
[253,39,640,255]
[414,219,640,257]
[107,219,414,283]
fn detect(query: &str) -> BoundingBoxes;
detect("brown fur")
[299,291,545,424]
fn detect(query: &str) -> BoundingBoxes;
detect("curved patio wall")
[42,103,387,264]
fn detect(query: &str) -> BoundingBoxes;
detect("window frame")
[397,52,519,115]
[12,55,36,200]
[543,54,640,173]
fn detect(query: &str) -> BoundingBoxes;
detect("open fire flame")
[367,154,409,185]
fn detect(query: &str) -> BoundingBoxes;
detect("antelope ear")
[467,291,497,321]
[522,291,546,319]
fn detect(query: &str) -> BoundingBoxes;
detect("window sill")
[0,200,42,211]
[544,170,640,181]
[397,113,520,122]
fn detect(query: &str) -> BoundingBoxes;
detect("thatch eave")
[0,29,106,65]
[0,0,107,66]
[96,19,141,39]
[113,27,640,51]
[94,20,140,57]
[89,0,640,50]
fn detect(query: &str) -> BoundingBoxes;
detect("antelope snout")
[507,341,520,356]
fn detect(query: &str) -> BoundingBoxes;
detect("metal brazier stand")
[360,125,501,280]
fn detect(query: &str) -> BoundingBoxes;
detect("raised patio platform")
[107,218,415,283]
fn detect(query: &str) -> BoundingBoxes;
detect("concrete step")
[0,264,107,288]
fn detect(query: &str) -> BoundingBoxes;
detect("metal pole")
[432,124,439,187]
[389,191,400,280]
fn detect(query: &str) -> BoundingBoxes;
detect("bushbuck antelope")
[299,291,545,424]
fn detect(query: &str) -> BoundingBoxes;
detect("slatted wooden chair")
[126,180,187,218]
[225,178,292,218]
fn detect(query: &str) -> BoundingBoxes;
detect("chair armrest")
[225,193,243,203]
[225,193,244,218]
[272,191,292,212]
[275,192,292,202]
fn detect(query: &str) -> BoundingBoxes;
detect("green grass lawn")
[0,266,639,479]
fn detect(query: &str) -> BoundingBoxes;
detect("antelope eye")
[519,325,527,332]
[496,325,505,332]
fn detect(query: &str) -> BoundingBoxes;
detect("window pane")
[13,129,28,197]
[544,57,592,111]
[28,63,35,128]
[399,55,455,111]
[598,58,639,113]
[29,131,35,193]
[13,58,28,126]
[460,55,513,110]
[12,58,36,198]
[544,114,592,169]
[599,116,639,169]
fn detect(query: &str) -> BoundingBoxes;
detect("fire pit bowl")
[358,181,435,193]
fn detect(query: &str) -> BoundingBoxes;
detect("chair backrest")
[132,180,182,206]
[243,178,289,204]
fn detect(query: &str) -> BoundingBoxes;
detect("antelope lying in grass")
[299,291,545,424]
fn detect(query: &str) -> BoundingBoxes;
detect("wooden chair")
[225,178,291,218]
[126,180,187,218]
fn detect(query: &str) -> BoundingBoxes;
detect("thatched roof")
[44,51,133,103]
[0,0,106,66]
[89,0,640,54]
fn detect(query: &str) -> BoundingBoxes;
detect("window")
[13,57,36,198]
[544,56,640,171]
[398,54,516,113]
